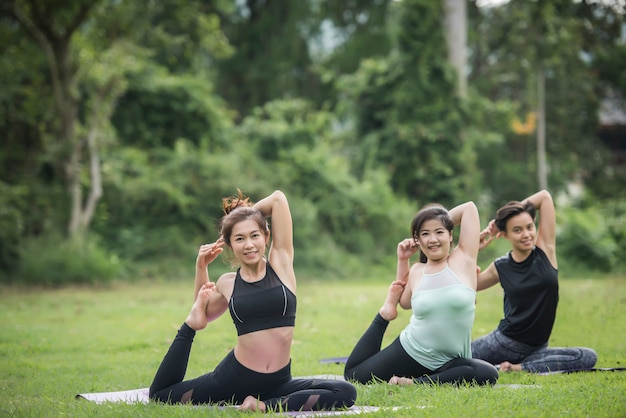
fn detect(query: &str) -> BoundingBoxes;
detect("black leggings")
[149,323,357,411]
[344,314,498,386]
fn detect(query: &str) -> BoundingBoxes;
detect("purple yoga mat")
[319,357,348,364]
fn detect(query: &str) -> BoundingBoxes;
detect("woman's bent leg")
[414,358,499,386]
[471,329,533,365]
[345,334,430,384]
[344,313,389,379]
[521,347,598,373]
[263,378,357,411]
[149,322,196,402]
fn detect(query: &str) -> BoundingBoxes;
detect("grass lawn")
[1,275,624,417]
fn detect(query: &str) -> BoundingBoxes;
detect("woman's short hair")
[494,201,536,233]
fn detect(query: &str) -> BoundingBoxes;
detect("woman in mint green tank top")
[344,202,499,386]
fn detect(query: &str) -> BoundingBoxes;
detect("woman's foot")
[238,395,266,412]
[388,375,413,386]
[498,361,522,372]
[379,280,405,321]
[185,283,213,331]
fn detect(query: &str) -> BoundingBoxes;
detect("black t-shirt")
[495,247,559,346]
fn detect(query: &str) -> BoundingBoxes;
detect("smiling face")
[502,212,536,253]
[416,219,453,262]
[230,219,269,265]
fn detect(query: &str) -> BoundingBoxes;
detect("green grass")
[1,276,625,417]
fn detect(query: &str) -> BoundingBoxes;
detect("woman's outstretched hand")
[479,220,501,250]
[196,237,225,270]
[397,238,419,260]
[478,228,494,250]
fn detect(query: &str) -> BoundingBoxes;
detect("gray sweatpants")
[471,329,597,373]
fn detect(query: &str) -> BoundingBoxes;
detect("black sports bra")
[228,263,297,336]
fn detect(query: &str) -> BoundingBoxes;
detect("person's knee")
[343,369,368,385]
[148,387,158,401]
[148,388,167,403]
[475,359,499,385]
[343,369,355,383]
[339,382,357,407]
[482,366,499,386]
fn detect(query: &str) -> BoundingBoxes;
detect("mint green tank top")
[399,265,476,371]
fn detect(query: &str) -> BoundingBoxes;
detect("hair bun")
[222,189,253,215]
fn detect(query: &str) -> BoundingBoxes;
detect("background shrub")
[16,233,122,286]
[557,205,619,273]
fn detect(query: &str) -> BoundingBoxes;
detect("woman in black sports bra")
[149,190,356,412]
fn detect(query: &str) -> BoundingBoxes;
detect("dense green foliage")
[1,0,625,284]
[557,195,626,273]
[469,0,626,203]
[339,0,471,204]
[18,233,121,285]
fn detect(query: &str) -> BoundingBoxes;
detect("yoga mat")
[76,388,149,404]
[299,374,345,380]
[75,389,401,416]
[285,406,402,416]
[319,357,348,364]
[76,375,347,404]
[537,367,626,375]
[305,370,543,389]
[321,357,626,376]
[76,375,408,415]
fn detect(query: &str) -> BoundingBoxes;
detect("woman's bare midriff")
[234,327,294,373]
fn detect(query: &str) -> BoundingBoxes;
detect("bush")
[557,205,620,273]
[602,199,626,272]
[16,233,122,286]
[0,182,25,279]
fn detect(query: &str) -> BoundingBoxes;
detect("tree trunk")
[10,1,98,237]
[537,68,548,190]
[81,118,104,231]
[443,0,467,98]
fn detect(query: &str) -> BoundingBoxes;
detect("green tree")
[214,0,394,119]
[109,0,234,150]
[233,98,413,270]
[337,0,472,206]
[213,0,319,119]
[0,8,57,274]
[575,0,626,200]
[468,0,626,203]
[5,0,101,237]
[2,0,234,238]
[0,0,235,281]
[316,0,392,75]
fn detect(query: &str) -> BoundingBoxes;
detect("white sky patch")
[475,0,510,7]
[476,0,625,13]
